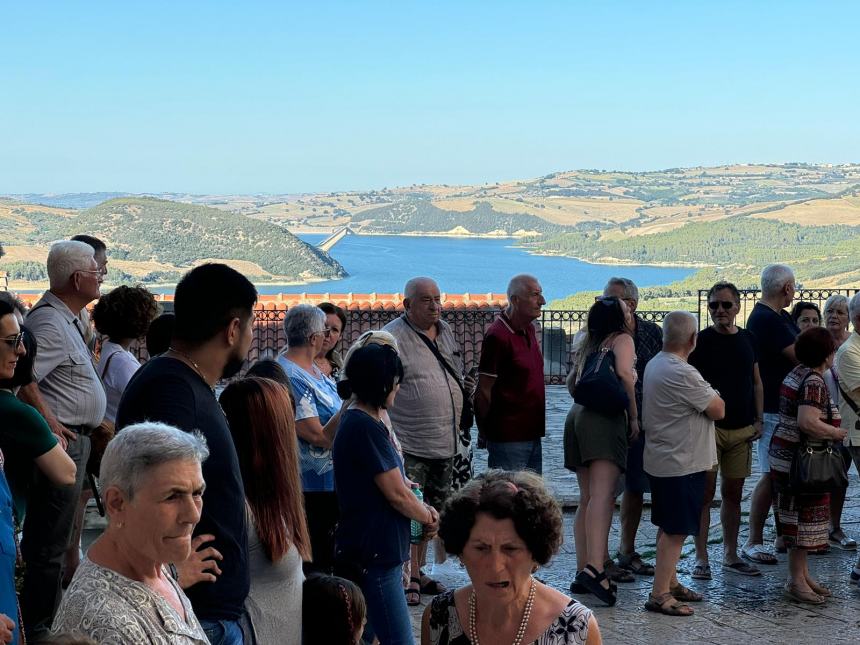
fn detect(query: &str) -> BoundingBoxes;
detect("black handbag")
[573,345,629,416]
[789,373,848,494]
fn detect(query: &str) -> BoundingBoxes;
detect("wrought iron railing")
[696,288,859,330]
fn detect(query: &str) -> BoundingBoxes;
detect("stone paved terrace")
[407,385,860,644]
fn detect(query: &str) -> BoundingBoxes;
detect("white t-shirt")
[98,341,141,423]
[643,351,718,477]
[835,333,860,445]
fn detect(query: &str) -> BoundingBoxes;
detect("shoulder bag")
[572,337,629,416]
[789,371,848,494]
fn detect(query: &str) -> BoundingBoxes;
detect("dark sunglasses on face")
[708,301,736,311]
[0,333,24,348]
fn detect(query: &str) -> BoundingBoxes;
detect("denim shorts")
[486,439,543,474]
[756,413,779,474]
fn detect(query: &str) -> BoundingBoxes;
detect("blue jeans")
[361,564,414,645]
[756,413,779,474]
[200,618,245,645]
[486,439,543,474]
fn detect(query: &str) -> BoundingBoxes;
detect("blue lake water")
[252,234,694,301]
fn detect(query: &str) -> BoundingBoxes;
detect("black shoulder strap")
[837,377,860,415]
[405,320,468,397]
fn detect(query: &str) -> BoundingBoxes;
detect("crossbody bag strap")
[405,320,468,397]
[837,379,860,416]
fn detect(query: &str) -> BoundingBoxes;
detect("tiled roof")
[14,291,508,311]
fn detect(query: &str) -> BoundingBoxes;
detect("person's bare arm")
[585,614,603,645]
[751,362,764,440]
[17,383,74,446]
[704,394,725,421]
[34,444,76,486]
[613,334,639,439]
[374,468,439,536]
[294,403,345,449]
[798,405,847,441]
[420,603,433,645]
[474,373,496,425]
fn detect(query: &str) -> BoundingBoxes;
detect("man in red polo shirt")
[475,274,546,473]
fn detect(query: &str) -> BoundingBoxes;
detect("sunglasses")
[708,301,736,311]
[0,333,24,348]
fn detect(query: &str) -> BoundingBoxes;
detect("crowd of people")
[0,235,858,643]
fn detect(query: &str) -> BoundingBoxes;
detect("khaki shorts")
[711,425,756,479]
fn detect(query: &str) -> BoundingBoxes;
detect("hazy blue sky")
[1,1,858,194]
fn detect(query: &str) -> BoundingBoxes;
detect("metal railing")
[696,288,859,329]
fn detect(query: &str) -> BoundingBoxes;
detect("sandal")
[616,551,655,576]
[721,561,761,577]
[741,544,778,565]
[575,564,617,607]
[807,580,832,597]
[405,577,421,606]
[691,563,711,580]
[670,583,703,602]
[604,559,635,583]
[829,530,857,551]
[783,582,824,605]
[418,572,447,595]
[644,592,694,617]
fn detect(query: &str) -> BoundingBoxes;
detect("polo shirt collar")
[499,311,528,335]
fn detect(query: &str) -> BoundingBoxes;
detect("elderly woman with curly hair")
[422,471,601,645]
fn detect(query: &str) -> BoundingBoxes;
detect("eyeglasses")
[77,269,103,278]
[0,333,24,348]
[310,328,332,340]
[708,301,736,311]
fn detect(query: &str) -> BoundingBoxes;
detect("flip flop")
[722,561,761,577]
[418,573,447,595]
[741,544,778,565]
[829,531,858,551]
[405,577,421,606]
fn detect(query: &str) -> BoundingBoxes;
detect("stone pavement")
[407,385,860,644]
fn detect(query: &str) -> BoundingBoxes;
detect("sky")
[1,1,858,194]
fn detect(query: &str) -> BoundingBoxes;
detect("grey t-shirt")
[643,351,717,477]
[383,316,464,459]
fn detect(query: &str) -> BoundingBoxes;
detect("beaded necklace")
[468,577,536,645]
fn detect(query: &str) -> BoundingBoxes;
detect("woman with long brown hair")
[220,376,311,645]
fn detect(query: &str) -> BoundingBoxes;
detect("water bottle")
[410,487,424,544]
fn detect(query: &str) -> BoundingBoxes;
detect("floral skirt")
[771,471,830,549]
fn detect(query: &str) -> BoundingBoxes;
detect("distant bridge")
[317,225,354,252]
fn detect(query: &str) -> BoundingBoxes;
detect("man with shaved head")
[383,276,467,602]
[643,311,724,615]
[475,274,546,473]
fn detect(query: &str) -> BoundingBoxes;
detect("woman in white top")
[92,285,160,422]
[220,377,312,645]
[52,422,210,644]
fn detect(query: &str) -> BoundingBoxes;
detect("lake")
[253,234,695,301]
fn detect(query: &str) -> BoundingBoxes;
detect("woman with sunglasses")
[688,282,764,580]
[564,296,637,606]
[278,304,347,575]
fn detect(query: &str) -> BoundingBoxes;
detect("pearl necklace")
[468,577,536,645]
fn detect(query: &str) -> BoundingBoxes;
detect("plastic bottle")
[410,487,424,544]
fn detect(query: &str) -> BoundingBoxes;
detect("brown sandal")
[669,583,703,602]
[644,592,694,616]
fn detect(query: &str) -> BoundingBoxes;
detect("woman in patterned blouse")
[422,471,602,645]
[51,422,210,644]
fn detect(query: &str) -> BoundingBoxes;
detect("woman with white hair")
[278,304,346,575]
[51,422,210,644]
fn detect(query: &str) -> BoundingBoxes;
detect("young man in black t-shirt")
[117,264,257,645]
[689,282,764,579]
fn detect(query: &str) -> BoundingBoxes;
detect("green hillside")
[45,197,346,281]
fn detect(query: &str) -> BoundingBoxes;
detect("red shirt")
[478,312,546,442]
